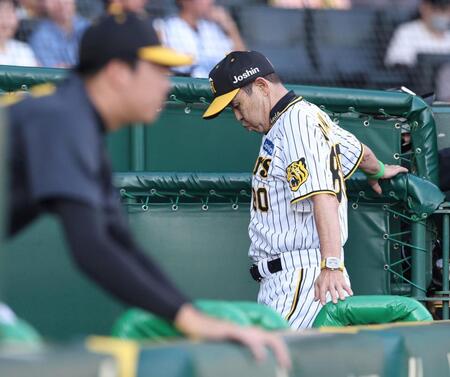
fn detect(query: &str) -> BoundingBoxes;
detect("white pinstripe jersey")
[248,95,364,264]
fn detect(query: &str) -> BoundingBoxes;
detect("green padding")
[367,321,450,376]
[0,343,114,377]
[169,77,438,184]
[345,203,390,295]
[107,128,131,171]
[114,172,252,195]
[112,300,288,342]
[0,318,42,345]
[194,301,289,330]
[128,205,256,301]
[115,172,444,217]
[3,216,125,341]
[312,295,432,328]
[112,308,181,340]
[433,104,450,150]
[135,330,407,377]
[349,172,445,218]
[225,302,289,330]
[194,301,251,326]
[0,65,65,91]
[145,105,261,173]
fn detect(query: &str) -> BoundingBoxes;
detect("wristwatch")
[320,257,345,272]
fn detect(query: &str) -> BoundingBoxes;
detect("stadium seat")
[234,6,317,84]
[248,44,317,85]
[377,8,419,66]
[413,54,450,96]
[235,6,307,47]
[310,9,380,83]
[145,0,178,18]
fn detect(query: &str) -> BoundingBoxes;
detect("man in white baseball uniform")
[203,51,408,329]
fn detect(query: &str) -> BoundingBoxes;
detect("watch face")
[326,257,341,269]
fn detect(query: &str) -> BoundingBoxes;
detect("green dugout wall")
[0,66,440,181]
[0,66,445,340]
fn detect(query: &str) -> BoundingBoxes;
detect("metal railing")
[431,202,450,319]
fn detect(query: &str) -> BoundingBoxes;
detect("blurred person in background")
[385,0,450,67]
[104,0,148,14]
[154,0,246,78]
[269,0,351,9]
[16,0,46,19]
[0,0,37,66]
[351,0,419,8]
[30,0,89,67]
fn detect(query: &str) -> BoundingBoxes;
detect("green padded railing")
[312,295,432,327]
[114,172,444,218]
[111,300,289,342]
[0,65,439,185]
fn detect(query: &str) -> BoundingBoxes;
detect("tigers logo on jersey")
[286,158,309,192]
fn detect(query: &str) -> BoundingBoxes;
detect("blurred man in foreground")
[5,12,290,369]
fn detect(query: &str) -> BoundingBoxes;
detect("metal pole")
[411,221,427,299]
[443,214,449,319]
[130,124,145,171]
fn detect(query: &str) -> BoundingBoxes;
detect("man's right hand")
[174,304,292,370]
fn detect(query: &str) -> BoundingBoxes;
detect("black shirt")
[6,74,188,321]
[8,75,116,232]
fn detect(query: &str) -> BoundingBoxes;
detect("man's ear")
[254,77,270,96]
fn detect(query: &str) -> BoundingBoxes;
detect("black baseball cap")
[76,12,193,73]
[203,51,275,119]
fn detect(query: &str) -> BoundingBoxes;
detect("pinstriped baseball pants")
[255,250,351,329]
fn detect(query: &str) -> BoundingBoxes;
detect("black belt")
[250,258,282,282]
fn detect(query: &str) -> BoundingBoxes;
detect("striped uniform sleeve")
[281,108,336,204]
[332,124,364,180]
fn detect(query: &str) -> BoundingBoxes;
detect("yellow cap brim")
[139,46,193,67]
[203,88,240,119]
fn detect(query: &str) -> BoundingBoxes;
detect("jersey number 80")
[252,187,269,212]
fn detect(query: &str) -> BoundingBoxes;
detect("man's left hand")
[368,164,408,195]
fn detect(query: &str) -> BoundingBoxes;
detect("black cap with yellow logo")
[203,51,275,120]
[77,12,193,74]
